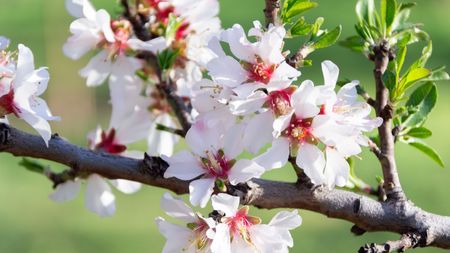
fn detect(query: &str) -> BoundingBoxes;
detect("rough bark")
[264,0,280,27]
[1,123,450,250]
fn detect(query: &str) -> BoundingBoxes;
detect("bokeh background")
[0,0,449,252]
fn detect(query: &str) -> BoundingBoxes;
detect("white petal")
[96,9,115,43]
[296,143,325,185]
[17,110,52,146]
[127,37,167,53]
[79,50,112,86]
[242,111,274,154]
[85,174,116,217]
[185,120,222,157]
[110,179,141,194]
[269,210,302,230]
[221,24,254,62]
[211,193,239,217]
[15,44,35,85]
[324,148,350,188]
[0,36,10,50]
[223,123,245,160]
[273,111,294,136]
[155,218,193,253]
[207,56,247,88]
[189,178,215,207]
[254,138,290,170]
[49,180,81,202]
[160,192,197,223]
[321,60,339,87]
[228,159,265,185]
[210,223,231,253]
[162,151,204,180]
[228,92,267,115]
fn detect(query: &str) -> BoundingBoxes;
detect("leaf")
[395,46,407,76]
[381,0,397,32]
[311,25,342,49]
[403,82,437,127]
[424,66,450,82]
[19,158,46,174]
[356,0,375,26]
[411,41,433,69]
[405,127,432,138]
[165,14,182,44]
[310,17,324,39]
[382,69,397,92]
[339,36,366,52]
[402,67,431,90]
[403,138,444,168]
[285,1,318,19]
[157,48,180,70]
[290,17,313,36]
[399,2,416,11]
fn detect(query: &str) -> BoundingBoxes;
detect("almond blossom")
[163,120,265,207]
[210,193,302,253]
[0,42,59,145]
[156,193,216,253]
[63,0,166,86]
[206,21,300,99]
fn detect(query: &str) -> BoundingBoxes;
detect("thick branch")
[1,123,450,250]
[264,0,280,27]
[373,41,403,200]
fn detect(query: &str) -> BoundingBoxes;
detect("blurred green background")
[0,0,449,252]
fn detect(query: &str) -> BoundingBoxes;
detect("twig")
[359,233,423,253]
[372,40,404,200]
[264,0,280,27]
[356,85,377,108]
[1,123,450,250]
[286,45,309,68]
[155,123,185,137]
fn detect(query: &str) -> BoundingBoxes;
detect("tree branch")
[359,233,423,253]
[264,0,280,27]
[1,123,450,250]
[373,40,404,200]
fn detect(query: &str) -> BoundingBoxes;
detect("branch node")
[351,225,367,236]
[0,123,11,146]
[142,153,168,178]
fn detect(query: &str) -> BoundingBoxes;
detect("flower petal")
[49,180,81,202]
[189,178,215,207]
[85,174,116,217]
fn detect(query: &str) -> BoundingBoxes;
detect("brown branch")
[2,123,450,250]
[286,45,309,68]
[359,233,423,253]
[356,85,377,108]
[264,0,280,27]
[373,40,404,200]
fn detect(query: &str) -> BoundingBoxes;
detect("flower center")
[110,20,132,54]
[245,57,276,84]
[284,117,316,144]
[223,206,261,243]
[186,219,211,251]
[95,129,127,154]
[0,88,18,117]
[202,150,232,179]
[267,87,296,116]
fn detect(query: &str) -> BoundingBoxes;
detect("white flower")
[0,36,10,50]
[49,174,140,217]
[210,193,302,253]
[163,120,265,207]
[206,21,300,99]
[0,44,59,146]
[156,193,216,253]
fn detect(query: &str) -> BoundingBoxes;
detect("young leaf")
[424,66,450,82]
[383,69,397,92]
[403,138,444,168]
[395,46,407,76]
[405,127,432,139]
[356,0,375,26]
[311,25,342,49]
[402,67,431,90]
[310,17,324,39]
[157,48,180,70]
[285,1,318,20]
[339,36,366,52]
[403,82,437,127]
[381,0,397,33]
[290,17,313,36]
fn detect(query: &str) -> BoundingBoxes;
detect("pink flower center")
[223,206,261,243]
[267,87,296,116]
[0,88,19,116]
[147,0,190,41]
[202,150,232,179]
[110,20,132,54]
[245,58,276,84]
[284,117,316,144]
[95,129,127,154]
[187,219,212,250]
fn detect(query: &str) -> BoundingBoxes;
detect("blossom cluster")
[2,0,383,251]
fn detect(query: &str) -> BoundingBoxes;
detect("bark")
[1,123,450,250]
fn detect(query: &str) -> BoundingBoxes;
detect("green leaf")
[405,127,432,138]
[356,0,375,26]
[402,67,431,90]
[395,46,407,75]
[399,2,416,11]
[285,1,318,19]
[339,36,366,52]
[311,25,342,49]
[381,0,397,33]
[404,138,444,168]
[165,14,183,44]
[383,69,397,92]
[310,17,324,39]
[157,48,180,70]
[290,17,313,36]
[19,158,46,174]
[412,41,433,69]
[403,82,437,127]
[424,66,450,82]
